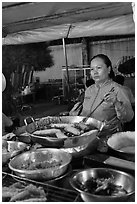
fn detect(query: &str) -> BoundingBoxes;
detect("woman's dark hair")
[90,54,115,80]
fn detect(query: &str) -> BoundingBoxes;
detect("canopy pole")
[62,37,70,100]
[62,25,72,103]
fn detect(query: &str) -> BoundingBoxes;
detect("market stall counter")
[2,152,135,202]
[2,116,135,202]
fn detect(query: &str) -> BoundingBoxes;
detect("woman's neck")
[95,78,111,88]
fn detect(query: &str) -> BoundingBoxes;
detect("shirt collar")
[95,79,113,89]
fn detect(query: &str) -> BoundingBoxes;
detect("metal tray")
[28,116,102,148]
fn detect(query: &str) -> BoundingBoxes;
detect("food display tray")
[2,169,81,202]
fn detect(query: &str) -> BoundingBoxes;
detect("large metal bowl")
[70,168,135,202]
[2,141,28,166]
[61,144,88,158]
[29,116,102,148]
[107,131,135,161]
[9,148,72,181]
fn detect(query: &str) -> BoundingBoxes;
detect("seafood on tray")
[33,121,97,139]
[18,151,63,170]
[2,182,47,202]
[14,116,101,148]
[79,176,128,196]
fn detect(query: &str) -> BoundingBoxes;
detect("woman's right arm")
[114,88,134,123]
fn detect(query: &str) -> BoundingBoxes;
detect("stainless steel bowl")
[9,148,72,181]
[12,164,72,186]
[107,131,135,161]
[70,168,135,202]
[2,141,28,166]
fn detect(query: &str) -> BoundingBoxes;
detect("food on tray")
[9,149,71,181]
[79,177,127,196]
[20,158,63,170]
[18,197,47,202]
[2,182,47,202]
[15,151,63,170]
[74,122,91,132]
[36,116,62,128]
[64,126,81,136]
[33,128,61,137]
[80,129,98,137]
[33,120,98,139]
[31,143,43,150]
[33,128,68,139]
[50,123,73,128]
[55,131,68,138]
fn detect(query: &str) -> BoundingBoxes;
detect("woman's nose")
[93,68,98,74]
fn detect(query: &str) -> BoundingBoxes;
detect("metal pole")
[62,37,70,101]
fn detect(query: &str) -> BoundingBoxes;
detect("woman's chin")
[93,78,100,83]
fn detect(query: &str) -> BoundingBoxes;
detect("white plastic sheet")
[3,14,134,45]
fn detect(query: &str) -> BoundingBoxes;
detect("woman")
[80,54,134,148]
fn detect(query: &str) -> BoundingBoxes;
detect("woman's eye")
[97,66,102,70]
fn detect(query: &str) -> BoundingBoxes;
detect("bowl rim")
[9,148,72,174]
[108,145,135,155]
[107,132,135,155]
[70,168,135,198]
[12,164,72,183]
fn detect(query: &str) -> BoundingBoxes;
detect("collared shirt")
[122,85,135,106]
[80,79,134,132]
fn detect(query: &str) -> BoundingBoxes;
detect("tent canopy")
[2,2,135,45]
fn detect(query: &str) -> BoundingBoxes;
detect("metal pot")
[70,168,135,202]
[9,148,72,181]
[107,131,135,161]
[28,116,103,148]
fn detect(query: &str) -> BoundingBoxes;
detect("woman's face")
[90,57,110,84]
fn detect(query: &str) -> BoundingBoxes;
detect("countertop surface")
[2,136,135,202]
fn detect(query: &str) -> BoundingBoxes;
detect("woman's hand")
[104,91,117,105]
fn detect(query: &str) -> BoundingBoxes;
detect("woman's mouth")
[93,75,99,79]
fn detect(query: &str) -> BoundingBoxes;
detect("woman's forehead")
[90,57,105,65]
